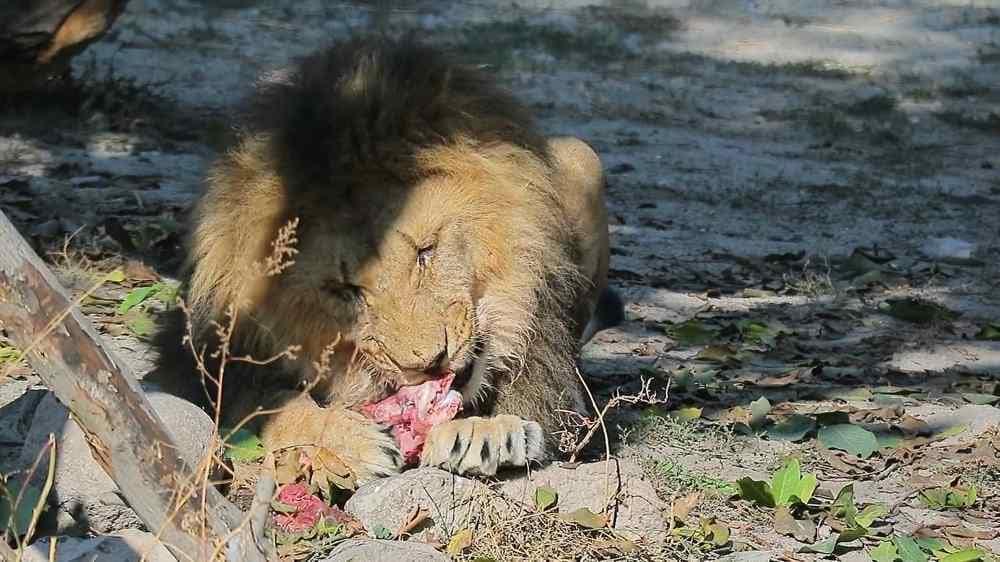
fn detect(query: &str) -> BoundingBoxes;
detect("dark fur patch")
[594,287,625,331]
[249,36,550,190]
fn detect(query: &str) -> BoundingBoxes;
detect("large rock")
[345,460,666,544]
[345,467,488,540]
[319,539,448,562]
[497,458,667,542]
[19,529,176,562]
[17,391,217,535]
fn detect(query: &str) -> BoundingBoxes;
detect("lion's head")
[181,38,586,410]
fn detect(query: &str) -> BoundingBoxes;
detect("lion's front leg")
[421,344,586,476]
[258,391,404,484]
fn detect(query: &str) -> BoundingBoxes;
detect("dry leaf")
[446,528,474,555]
[124,260,160,283]
[559,507,608,529]
[671,492,701,524]
[310,447,357,492]
[774,506,816,542]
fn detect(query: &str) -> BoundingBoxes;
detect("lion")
[148,37,623,483]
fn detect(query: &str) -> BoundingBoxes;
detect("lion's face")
[284,173,482,393]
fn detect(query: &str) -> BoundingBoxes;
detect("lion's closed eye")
[323,280,364,304]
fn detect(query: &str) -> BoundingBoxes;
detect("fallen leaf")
[870,540,898,562]
[939,549,987,562]
[118,283,164,314]
[918,485,977,510]
[818,424,879,459]
[854,504,889,529]
[103,268,126,284]
[670,492,701,523]
[757,368,804,387]
[894,536,929,562]
[446,529,474,556]
[223,428,266,462]
[123,308,156,338]
[534,486,558,512]
[702,519,731,546]
[736,477,774,508]
[935,425,968,439]
[749,396,771,429]
[774,505,816,542]
[696,345,742,366]
[310,448,357,493]
[668,320,717,346]
[974,324,1000,341]
[559,507,607,529]
[767,415,817,442]
[668,405,703,422]
[801,535,839,554]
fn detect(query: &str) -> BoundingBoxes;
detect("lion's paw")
[263,406,403,484]
[329,412,404,483]
[419,414,545,476]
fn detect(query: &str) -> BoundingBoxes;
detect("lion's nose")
[396,346,449,386]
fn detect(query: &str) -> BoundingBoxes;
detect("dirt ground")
[1,1,999,561]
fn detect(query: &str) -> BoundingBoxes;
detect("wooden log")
[0,0,130,93]
[0,209,271,562]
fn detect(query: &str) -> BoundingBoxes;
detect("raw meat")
[361,373,463,464]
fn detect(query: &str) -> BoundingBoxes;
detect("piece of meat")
[361,373,463,465]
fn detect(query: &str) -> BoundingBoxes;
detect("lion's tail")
[579,287,625,346]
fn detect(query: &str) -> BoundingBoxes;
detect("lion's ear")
[187,136,289,320]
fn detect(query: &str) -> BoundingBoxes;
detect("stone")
[922,404,1000,437]
[344,467,488,539]
[19,529,176,562]
[319,539,449,562]
[17,390,217,535]
[497,458,667,542]
[0,386,45,473]
[345,460,667,544]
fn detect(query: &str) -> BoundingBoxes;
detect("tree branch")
[0,211,272,561]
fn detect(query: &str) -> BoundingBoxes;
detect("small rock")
[922,404,1000,445]
[19,529,176,562]
[0,388,45,447]
[17,391,217,535]
[497,458,666,542]
[345,467,487,539]
[319,539,448,562]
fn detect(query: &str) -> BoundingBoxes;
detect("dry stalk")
[19,434,57,558]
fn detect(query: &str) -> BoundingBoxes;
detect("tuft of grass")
[646,459,737,497]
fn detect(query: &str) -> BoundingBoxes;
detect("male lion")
[149,37,622,482]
